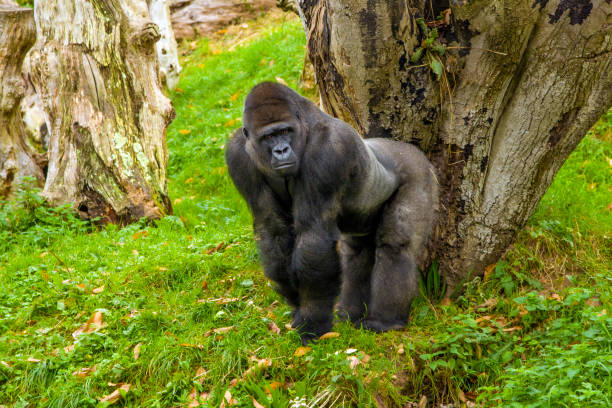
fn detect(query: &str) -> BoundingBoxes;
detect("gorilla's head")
[242,82,306,177]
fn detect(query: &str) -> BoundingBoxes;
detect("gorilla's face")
[243,106,303,177]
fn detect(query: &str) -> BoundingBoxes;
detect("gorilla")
[226,82,438,344]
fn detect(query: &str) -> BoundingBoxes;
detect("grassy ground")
[1,12,611,408]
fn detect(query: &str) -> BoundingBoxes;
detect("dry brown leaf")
[440,297,452,306]
[98,383,130,404]
[206,242,225,254]
[188,387,199,408]
[0,361,11,368]
[133,343,142,360]
[72,365,96,378]
[252,397,265,408]
[180,343,204,350]
[197,296,246,305]
[475,298,497,310]
[550,293,562,302]
[319,331,340,340]
[502,326,522,332]
[265,381,283,394]
[294,346,311,357]
[483,263,496,281]
[275,76,288,86]
[457,387,467,403]
[267,321,281,335]
[475,315,493,323]
[347,355,361,369]
[72,311,106,339]
[214,326,234,335]
[92,285,105,294]
[219,390,237,408]
[194,366,207,382]
[224,119,237,127]
[26,357,41,363]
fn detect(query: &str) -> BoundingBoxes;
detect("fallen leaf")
[347,355,361,369]
[550,293,562,301]
[26,357,41,363]
[206,242,225,254]
[475,298,497,310]
[180,343,204,350]
[265,381,283,394]
[284,323,293,330]
[457,388,467,403]
[294,346,311,356]
[224,119,237,127]
[275,76,288,85]
[203,326,235,337]
[440,297,452,306]
[185,177,194,184]
[132,230,149,240]
[73,311,106,339]
[319,331,340,340]
[398,345,405,355]
[267,321,281,335]
[418,395,427,408]
[475,315,493,323]
[98,383,130,404]
[133,343,142,360]
[92,285,105,294]
[229,92,239,101]
[72,365,96,378]
[252,397,265,408]
[361,353,371,364]
[173,198,183,205]
[179,129,191,135]
[597,309,607,317]
[502,326,522,332]
[187,387,199,408]
[216,29,228,35]
[219,390,236,408]
[0,361,11,368]
[197,296,246,305]
[194,366,207,382]
[64,344,75,353]
[483,263,496,281]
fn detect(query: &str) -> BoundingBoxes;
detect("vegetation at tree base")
[1,14,611,407]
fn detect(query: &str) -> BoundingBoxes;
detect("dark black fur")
[225,82,438,344]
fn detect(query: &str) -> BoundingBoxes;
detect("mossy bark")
[0,4,44,198]
[296,0,612,290]
[30,0,174,223]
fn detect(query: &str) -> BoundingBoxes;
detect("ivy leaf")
[430,58,443,80]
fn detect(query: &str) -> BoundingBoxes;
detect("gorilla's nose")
[273,143,291,160]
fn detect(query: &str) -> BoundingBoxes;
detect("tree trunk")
[296,0,612,290]
[30,0,175,223]
[149,0,181,90]
[0,3,44,198]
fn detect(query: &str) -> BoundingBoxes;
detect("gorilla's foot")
[334,304,364,324]
[361,318,406,333]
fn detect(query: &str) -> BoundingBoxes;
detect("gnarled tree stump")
[30,0,175,223]
[0,4,44,198]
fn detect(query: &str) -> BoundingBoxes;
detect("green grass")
[1,14,611,407]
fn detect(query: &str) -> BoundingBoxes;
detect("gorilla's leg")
[336,235,375,323]
[362,182,432,332]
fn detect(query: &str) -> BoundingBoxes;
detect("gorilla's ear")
[242,127,249,138]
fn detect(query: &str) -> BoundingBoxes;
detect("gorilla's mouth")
[274,161,296,170]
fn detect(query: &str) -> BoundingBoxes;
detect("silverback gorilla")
[226,82,438,344]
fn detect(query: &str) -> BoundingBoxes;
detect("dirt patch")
[170,0,278,39]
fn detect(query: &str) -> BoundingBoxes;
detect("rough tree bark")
[296,0,612,290]
[149,0,181,90]
[30,0,175,223]
[0,3,44,198]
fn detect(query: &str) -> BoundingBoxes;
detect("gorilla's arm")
[225,131,299,306]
